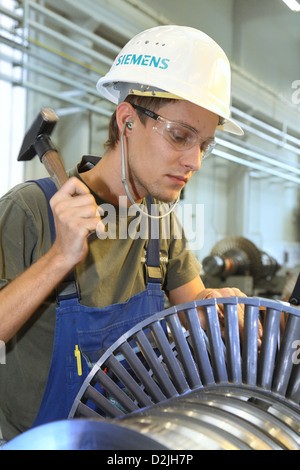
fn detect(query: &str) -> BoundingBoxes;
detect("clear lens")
[201,139,216,158]
[153,117,216,159]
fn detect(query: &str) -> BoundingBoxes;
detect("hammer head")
[18,108,58,161]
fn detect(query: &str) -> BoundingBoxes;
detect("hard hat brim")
[97,78,244,136]
[218,118,244,136]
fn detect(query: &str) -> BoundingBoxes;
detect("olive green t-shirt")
[0,157,201,440]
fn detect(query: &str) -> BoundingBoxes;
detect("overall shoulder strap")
[145,196,162,285]
[30,178,80,302]
[31,177,57,243]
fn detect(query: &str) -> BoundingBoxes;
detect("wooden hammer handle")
[42,149,98,241]
[42,150,69,187]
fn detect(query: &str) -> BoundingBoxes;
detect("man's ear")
[116,101,135,134]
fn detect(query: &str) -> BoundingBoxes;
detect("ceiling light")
[282,0,300,11]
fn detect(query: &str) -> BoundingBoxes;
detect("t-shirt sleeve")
[0,183,52,289]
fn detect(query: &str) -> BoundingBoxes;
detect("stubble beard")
[126,152,181,204]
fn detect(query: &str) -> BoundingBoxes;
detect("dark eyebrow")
[177,121,216,141]
[177,120,200,134]
[177,115,224,138]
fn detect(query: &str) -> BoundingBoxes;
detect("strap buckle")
[56,279,81,303]
[145,265,162,285]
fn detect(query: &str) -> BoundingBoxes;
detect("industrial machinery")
[4,296,300,450]
[202,236,283,297]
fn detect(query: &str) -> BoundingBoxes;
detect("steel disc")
[2,419,168,450]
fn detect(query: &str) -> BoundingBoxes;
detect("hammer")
[18,108,98,240]
[18,108,68,187]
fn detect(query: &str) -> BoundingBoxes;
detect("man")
[0,25,247,440]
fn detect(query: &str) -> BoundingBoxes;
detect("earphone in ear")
[127,120,134,130]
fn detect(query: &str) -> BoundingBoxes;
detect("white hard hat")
[97,25,243,136]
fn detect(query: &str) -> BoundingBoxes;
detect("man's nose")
[180,146,202,172]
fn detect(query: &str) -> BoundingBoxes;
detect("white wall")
[0,0,26,196]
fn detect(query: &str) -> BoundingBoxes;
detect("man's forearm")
[0,247,73,343]
[0,177,103,343]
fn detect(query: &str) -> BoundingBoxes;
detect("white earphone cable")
[121,122,179,219]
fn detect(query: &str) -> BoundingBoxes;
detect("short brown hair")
[104,94,175,151]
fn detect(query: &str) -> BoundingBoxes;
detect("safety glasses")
[132,104,216,159]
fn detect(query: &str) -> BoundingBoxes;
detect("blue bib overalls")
[31,178,164,427]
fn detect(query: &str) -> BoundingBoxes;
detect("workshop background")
[1,0,300,298]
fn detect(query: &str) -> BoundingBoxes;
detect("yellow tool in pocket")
[74,345,82,376]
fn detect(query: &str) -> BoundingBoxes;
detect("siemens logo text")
[116,54,170,69]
